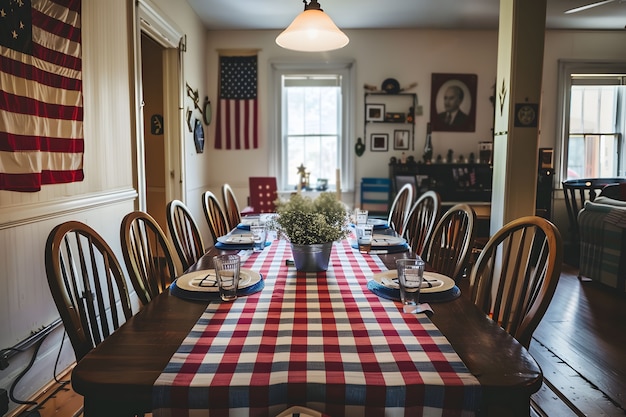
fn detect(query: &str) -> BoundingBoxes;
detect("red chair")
[248,177,278,214]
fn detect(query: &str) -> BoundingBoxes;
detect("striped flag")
[215,54,258,150]
[0,0,83,192]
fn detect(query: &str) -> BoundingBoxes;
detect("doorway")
[134,0,185,230]
[141,34,167,228]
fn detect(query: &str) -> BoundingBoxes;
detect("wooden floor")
[529,263,626,417]
[16,264,626,417]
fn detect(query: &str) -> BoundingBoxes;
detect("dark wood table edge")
[72,245,542,417]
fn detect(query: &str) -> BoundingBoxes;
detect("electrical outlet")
[1,388,8,415]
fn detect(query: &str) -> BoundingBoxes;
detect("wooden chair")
[221,183,242,229]
[402,190,441,256]
[248,177,278,214]
[166,199,205,272]
[202,191,230,243]
[120,211,177,306]
[45,221,134,361]
[387,183,414,236]
[468,216,563,348]
[423,203,476,282]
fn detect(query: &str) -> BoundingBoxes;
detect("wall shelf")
[365,92,417,152]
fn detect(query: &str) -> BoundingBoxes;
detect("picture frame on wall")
[393,129,410,150]
[371,133,388,152]
[430,73,477,132]
[366,104,385,122]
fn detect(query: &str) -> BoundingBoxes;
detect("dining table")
[71,229,542,417]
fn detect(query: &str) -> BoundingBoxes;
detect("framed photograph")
[430,73,477,132]
[370,133,388,152]
[366,104,385,122]
[393,129,410,150]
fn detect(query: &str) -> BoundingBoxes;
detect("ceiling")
[187,0,626,32]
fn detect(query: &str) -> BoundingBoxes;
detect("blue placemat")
[170,274,265,301]
[367,279,461,303]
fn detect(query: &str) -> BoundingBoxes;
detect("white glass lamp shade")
[276,9,349,52]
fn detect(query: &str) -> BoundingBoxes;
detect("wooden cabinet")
[389,161,493,204]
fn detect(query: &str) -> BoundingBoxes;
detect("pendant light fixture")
[276,0,349,52]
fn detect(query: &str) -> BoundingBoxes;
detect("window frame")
[269,59,355,192]
[556,60,626,185]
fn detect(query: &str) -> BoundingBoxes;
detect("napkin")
[380,276,444,289]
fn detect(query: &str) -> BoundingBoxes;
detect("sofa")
[578,195,626,291]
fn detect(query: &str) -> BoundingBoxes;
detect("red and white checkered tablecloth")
[153,239,481,417]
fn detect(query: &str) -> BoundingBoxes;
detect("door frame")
[132,0,185,211]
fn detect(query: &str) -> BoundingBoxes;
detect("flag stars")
[17,0,24,6]
[12,30,18,39]
[1,9,6,18]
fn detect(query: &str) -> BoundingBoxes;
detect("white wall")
[0,0,208,414]
[202,29,499,209]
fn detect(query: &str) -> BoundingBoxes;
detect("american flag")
[0,0,83,192]
[215,54,258,150]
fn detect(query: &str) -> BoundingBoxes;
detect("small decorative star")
[12,30,18,39]
[297,163,307,176]
[20,21,24,29]
[17,0,24,6]
[0,9,6,18]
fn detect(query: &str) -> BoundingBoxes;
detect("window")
[558,62,626,181]
[270,61,354,192]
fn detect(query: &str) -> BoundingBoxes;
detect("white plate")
[175,268,261,292]
[370,235,406,247]
[217,234,254,244]
[367,218,388,227]
[371,270,455,293]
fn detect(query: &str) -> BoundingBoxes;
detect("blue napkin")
[169,274,265,301]
[367,279,461,303]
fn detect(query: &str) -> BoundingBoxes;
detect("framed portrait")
[370,133,388,152]
[393,129,410,150]
[366,104,385,122]
[430,73,477,132]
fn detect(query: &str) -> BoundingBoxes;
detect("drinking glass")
[396,257,425,308]
[250,224,267,252]
[356,224,373,253]
[213,254,240,301]
[355,209,369,225]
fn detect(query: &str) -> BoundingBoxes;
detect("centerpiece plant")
[269,192,349,271]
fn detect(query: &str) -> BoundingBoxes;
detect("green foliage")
[269,192,349,245]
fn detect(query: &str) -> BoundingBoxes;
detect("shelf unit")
[364,92,417,153]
